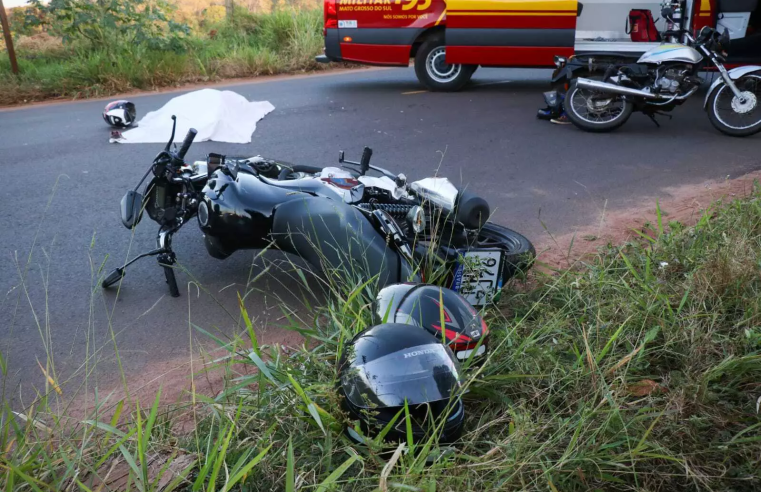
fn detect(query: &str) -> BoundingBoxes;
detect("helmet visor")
[341,343,463,409]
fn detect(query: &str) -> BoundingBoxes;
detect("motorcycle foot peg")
[102,267,126,289]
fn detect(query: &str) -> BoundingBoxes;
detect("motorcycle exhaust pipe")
[576,78,663,100]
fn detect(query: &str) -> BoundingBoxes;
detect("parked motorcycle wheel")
[706,74,761,137]
[473,223,535,278]
[566,79,634,133]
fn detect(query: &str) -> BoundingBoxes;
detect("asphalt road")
[1,67,760,400]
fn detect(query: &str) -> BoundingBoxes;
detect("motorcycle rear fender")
[271,197,418,288]
[704,66,761,109]
[551,62,586,86]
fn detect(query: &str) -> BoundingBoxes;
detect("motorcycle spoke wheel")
[712,75,761,131]
[570,88,627,125]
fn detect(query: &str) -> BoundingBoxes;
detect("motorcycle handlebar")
[177,128,198,161]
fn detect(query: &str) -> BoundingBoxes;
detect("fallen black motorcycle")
[104,117,535,305]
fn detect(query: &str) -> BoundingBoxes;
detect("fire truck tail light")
[343,36,352,42]
[324,0,338,33]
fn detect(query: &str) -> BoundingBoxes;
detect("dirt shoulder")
[537,169,761,270]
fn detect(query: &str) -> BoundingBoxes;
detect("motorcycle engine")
[653,65,692,94]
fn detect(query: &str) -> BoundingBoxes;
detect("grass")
[2,186,761,491]
[0,8,331,106]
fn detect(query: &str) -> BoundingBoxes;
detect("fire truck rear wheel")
[415,38,476,92]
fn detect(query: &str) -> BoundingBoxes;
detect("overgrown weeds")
[0,8,331,105]
[2,188,761,490]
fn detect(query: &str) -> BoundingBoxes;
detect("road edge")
[0,66,392,113]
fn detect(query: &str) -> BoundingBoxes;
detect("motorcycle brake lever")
[366,164,396,179]
[343,163,397,180]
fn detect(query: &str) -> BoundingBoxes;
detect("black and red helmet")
[103,100,136,128]
[375,283,489,362]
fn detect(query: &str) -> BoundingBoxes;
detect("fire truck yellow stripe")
[448,11,576,16]
[445,0,577,13]
[435,10,446,25]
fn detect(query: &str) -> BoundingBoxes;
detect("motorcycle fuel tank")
[199,170,305,253]
[638,44,703,64]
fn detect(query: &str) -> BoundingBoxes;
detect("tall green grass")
[3,187,761,490]
[0,9,328,105]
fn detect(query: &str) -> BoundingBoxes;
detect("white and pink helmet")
[103,100,136,128]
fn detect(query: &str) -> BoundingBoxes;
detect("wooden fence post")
[0,0,19,75]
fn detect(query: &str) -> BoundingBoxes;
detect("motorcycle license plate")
[451,249,504,307]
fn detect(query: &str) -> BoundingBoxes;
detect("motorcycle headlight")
[553,56,567,68]
[197,200,210,228]
[406,205,426,234]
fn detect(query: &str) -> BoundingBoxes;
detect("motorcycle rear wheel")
[566,80,634,133]
[706,74,761,137]
[472,223,535,278]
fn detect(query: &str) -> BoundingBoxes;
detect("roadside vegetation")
[0,0,330,105]
[2,183,761,490]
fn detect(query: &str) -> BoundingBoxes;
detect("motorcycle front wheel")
[566,80,634,133]
[707,74,761,137]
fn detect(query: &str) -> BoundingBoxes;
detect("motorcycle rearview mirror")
[164,115,178,152]
[339,149,365,176]
[661,7,674,21]
[360,147,372,175]
[720,28,731,49]
[120,190,144,229]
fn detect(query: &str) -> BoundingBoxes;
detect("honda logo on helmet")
[403,348,437,358]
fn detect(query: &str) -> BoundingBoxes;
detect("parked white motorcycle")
[561,7,761,137]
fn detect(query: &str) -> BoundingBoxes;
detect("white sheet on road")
[120,89,275,144]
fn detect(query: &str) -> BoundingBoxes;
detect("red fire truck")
[316,0,761,91]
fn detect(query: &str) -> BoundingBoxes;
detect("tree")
[26,0,189,51]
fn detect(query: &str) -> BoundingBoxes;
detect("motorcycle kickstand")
[646,111,673,128]
[157,227,180,298]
